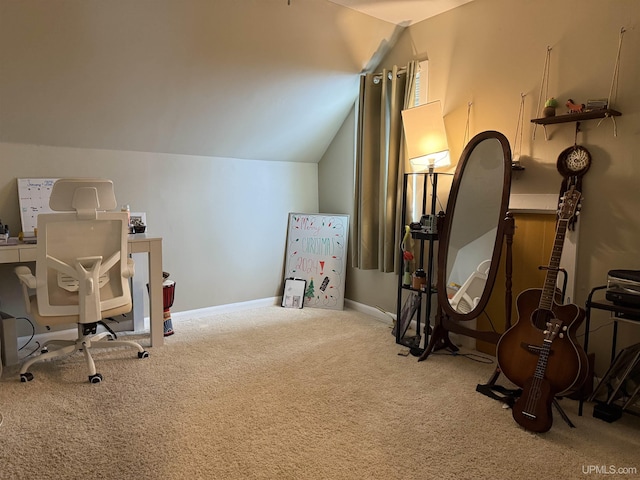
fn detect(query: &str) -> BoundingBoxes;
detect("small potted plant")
[543,97,558,117]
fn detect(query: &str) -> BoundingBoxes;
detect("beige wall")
[0,1,397,334]
[0,143,318,326]
[321,0,640,374]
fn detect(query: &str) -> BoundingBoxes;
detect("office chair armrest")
[123,258,135,278]
[15,266,37,289]
[14,266,37,313]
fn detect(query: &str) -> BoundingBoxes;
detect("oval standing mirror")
[420,131,511,360]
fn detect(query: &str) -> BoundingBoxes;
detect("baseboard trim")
[344,299,395,325]
[173,298,396,325]
[171,297,281,321]
[18,297,394,346]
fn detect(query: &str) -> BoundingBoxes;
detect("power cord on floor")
[397,346,494,364]
[431,349,495,364]
[448,350,495,364]
[17,316,36,351]
[14,316,41,359]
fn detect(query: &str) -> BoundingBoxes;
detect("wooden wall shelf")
[531,109,622,125]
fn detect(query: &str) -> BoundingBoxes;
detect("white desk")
[0,234,164,366]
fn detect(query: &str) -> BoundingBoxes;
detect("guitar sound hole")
[532,309,554,330]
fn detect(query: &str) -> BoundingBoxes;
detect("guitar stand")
[552,398,576,428]
[476,367,521,407]
[477,368,576,428]
[476,382,520,407]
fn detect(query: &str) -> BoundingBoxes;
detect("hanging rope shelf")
[531,108,622,126]
[512,93,526,171]
[531,28,625,140]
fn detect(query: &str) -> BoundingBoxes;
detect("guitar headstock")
[544,320,562,342]
[558,186,581,221]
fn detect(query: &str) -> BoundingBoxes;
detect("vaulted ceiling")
[0,0,472,164]
[328,0,474,26]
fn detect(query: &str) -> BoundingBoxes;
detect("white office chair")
[14,178,149,383]
[450,259,491,314]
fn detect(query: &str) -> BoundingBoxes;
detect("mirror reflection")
[444,136,507,315]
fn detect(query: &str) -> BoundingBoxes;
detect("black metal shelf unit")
[579,285,640,419]
[395,172,445,353]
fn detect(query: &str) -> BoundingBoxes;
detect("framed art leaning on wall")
[283,213,349,310]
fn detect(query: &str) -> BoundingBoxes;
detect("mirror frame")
[436,130,512,325]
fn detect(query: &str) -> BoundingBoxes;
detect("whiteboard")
[284,213,349,310]
[17,178,59,235]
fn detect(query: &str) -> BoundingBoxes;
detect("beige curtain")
[353,61,418,273]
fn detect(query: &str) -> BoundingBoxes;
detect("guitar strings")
[523,342,550,418]
[524,375,543,418]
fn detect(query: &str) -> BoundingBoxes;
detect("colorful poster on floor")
[284,213,349,310]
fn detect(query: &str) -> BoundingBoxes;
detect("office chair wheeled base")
[19,324,149,383]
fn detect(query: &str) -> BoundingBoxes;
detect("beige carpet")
[1,306,639,480]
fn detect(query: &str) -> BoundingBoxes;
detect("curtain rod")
[369,67,408,83]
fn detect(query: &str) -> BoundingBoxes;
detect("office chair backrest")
[450,259,491,314]
[49,178,118,212]
[35,179,131,321]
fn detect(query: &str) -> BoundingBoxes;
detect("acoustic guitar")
[496,186,588,431]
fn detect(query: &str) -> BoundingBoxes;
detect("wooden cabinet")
[477,213,558,355]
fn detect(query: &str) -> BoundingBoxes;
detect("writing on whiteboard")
[17,178,59,235]
[284,213,349,310]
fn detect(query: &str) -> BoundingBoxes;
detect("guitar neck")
[539,218,569,310]
[533,339,553,379]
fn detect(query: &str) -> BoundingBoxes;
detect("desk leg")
[148,239,164,347]
[131,252,146,332]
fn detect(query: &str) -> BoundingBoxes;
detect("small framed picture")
[282,277,306,309]
[130,212,146,227]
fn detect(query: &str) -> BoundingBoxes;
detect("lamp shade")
[401,100,450,172]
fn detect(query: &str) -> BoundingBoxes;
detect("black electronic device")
[593,402,623,423]
[606,269,640,308]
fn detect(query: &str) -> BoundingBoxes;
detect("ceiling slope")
[327,0,475,26]
[0,0,468,163]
